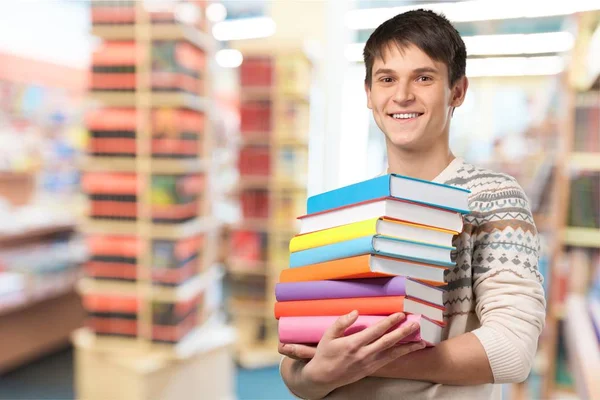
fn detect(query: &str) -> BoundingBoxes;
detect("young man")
[279,9,546,400]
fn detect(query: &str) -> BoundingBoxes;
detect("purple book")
[275,277,406,301]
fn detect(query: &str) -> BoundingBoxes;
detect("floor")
[0,347,294,400]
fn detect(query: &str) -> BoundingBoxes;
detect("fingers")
[279,342,317,360]
[322,310,359,341]
[351,312,406,346]
[365,319,421,354]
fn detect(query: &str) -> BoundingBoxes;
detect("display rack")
[74,2,234,399]
[226,50,311,368]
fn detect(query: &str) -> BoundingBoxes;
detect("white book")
[405,297,445,322]
[406,278,448,306]
[298,197,464,235]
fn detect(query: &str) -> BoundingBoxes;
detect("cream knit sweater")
[281,157,547,400]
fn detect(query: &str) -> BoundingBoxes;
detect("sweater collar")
[381,157,464,183]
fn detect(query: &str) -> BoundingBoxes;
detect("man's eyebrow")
[373,68,397,76]
[413,67,439,74]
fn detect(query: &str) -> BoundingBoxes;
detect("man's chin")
[385,133,419,150]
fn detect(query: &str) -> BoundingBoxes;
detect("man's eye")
[381,77,394,83]
[417,76,432,82]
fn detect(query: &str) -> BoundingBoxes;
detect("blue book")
[289,235,455,268]
[307,174,470,215]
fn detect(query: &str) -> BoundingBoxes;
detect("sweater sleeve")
[468,178,547,384]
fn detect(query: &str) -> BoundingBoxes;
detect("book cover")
[279,254,448,284]
[289,217,456,253]
[275,276,406,301]
[289,235,454,268]
[278,314,443,346]
[274,296,405,319]
[297,197,465,235]
[307,174,470,215]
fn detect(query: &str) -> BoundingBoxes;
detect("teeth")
[392,113,420,119]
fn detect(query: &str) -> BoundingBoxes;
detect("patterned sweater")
[283,157,547,400]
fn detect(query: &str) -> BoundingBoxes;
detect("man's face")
[365,43,466,151]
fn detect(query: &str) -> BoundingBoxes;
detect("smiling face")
[365,43,468,152]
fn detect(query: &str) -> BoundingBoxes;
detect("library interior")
[0,1,598,399]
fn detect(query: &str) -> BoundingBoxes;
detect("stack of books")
[275,173,470,346]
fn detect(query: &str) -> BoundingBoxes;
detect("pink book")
[278,314,443,346]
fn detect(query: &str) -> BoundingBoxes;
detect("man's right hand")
[280,310,426,399]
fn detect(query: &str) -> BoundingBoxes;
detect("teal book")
[307,174,471,215]
[289,235,455,268]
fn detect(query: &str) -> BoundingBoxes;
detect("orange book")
[83,294,138,314]
[274,296,405,319]
[87,236,141,258]
[279,254,448,284]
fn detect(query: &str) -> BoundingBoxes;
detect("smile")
[390,113,423,120]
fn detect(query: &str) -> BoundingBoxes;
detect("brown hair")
[363,9,467,88]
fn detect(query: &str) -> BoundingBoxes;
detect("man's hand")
[279,310,426,399]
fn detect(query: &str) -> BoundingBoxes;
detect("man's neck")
[386,140,455,181]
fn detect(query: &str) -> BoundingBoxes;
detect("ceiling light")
[212,17,276,41]
[216,49,243,68]
[206,3,227,23]
[345,0,600,30]
[464,32,574,56]
[466,56,565,77]
[345,32,575,62]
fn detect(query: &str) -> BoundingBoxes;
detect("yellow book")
[289,217,457,253]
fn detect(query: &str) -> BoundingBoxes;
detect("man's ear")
[365,81,373,110]
[450,76,469,108]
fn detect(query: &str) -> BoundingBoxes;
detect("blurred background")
[0,1,598,399]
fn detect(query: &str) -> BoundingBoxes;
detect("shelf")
[81,156,208,174]
[276,137,309,147]
[91,23,214,52]
[0,290,84,373]
[0,224,75,247]
[278,90,311,103]
[241,134,271,146]
[563,294,600,400]
[80,217,218,239]
[239,176,270,189]
[228,297,269,318]
[0,269,81,317]
[570,152,600,171]
[73,318,235,362]
[227,259,269,276]
[90,92,209,112]
[240,87,272,102]
[77,265,220,302]
[236,178,307,192]
[235,218,270,232]
[563,227,600,248]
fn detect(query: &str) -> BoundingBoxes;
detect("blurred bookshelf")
[225,51,311,368]
[487,12,600,400]
[73,2,235,399]
[0,46,85,373]
[537,12,600,400]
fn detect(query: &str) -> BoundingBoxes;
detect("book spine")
[289,236,375,268]
[275,276,406,301]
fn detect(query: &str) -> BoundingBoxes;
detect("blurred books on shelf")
[225,52,312,367]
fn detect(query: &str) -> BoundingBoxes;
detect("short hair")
[363,9,467,88]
